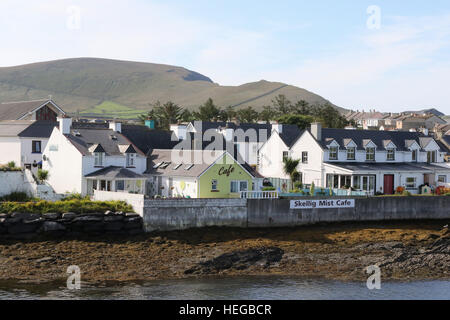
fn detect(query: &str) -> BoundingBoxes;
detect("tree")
[292,100,310,115]
[193,98,221,121]
[283,157,300,183]
[315,103,349,128]
[223,106,237,122]
[272,94,293,114]
[139,101,182,129]
[180,109,196,123]
[259,105,278,123]
[236,106,259,123]
[278,114,314,130]
[37,169,49,184]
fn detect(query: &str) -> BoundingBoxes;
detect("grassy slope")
[0,58,341,117]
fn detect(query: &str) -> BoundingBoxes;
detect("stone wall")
[143,198,247,232]
[141,196,450,232]
[0,211,143,239]
[0,171,34,197]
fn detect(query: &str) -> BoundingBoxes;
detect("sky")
[0,0,449,114]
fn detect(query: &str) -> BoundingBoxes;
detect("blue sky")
[1,0,449,113]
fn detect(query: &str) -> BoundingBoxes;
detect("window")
[366,147,375,161]
[211,179,218,191]
[347,147,355,160]
[329,147,338,160]
[302,152,308,163]
[32,141,42,153]
[438,175,447,183]
[427,151,437,163]
[115,180,125,191]
[412,150,417,162]
[406,177,416,189]
[94,152,104,166]
[282,151,289,161]
[230,180,248,193]
[387,148,395,161]
[126,153,136,167]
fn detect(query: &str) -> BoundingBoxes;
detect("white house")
[171,121,301,167]
[0,99,65,121]
[42,118,147,195]
[0,120,57,172]
[259,122,450,194]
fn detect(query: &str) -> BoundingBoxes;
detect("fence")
[240,191,279,199]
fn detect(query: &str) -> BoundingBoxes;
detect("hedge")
[0,199,134,214]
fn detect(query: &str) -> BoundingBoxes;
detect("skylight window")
[153,162,162,169]
[160,162,171,169]
[185,164,194,170]
[173,164,182,170]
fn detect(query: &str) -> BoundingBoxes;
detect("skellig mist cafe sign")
[290,199,355,210]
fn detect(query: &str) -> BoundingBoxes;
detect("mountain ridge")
[0,57,342,117]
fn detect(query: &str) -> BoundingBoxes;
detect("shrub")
[262,187,276,191]
[61,193,90,201]
[0,199,133,214]
[310,182,315,196]
[293,181,303,190]
[7,161,15,168]
[0,192,32,202]
[0,163,21,172]
[37,169,49,182]
[395,186,405,194]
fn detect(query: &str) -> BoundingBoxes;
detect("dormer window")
[412,150,417,162]
[126,153,136,167]
[347,147,355,160]
[94,152,105,167]
[366,147,375,161]
[329,147,338,160]
[387,148,395,161]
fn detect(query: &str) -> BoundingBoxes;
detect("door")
[384,175,394,194]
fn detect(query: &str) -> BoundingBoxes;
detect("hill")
[0,58,341,118]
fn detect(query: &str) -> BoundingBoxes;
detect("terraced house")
[259,123,450,195]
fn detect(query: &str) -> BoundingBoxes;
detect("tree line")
[138,94,352,130]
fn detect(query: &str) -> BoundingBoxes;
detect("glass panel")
[363,177,368,190]
[353,176,360,189]
[230,181,238,193]
[116,180,125,191]
[240,181,248,192]
[369,176,375,191]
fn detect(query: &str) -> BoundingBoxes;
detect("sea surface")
[0,276,449,300]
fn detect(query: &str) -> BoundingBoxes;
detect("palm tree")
[283,157,300,182]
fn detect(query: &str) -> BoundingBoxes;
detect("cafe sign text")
[290,199,355,210]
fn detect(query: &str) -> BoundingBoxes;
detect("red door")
[384,175,394,194]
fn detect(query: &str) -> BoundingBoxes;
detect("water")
[0,277,448,300]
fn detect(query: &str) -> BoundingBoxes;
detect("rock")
[79,212,104,217]
[24,217,44,224]
[125,212,140,218]
[104,215,123,222]
[0,218,6,224]
[62,212,77,219]
[8,223,40,234]
[104,222,124,231]
[124,221,142,230]
[43,213,61,220]
[41,221,66,232]
[35,257,55,263]
[104,210,114,216]
[11,213,40,221]
[127,228,143,235]
[185,247,284,275]
[83,222,104,232]
[0,213,8,218]
[4,217,21,226]
[72,216,103,223]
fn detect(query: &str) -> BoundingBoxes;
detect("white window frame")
[211,179,218,191]
[94,152,105,167]
[411,149,417,162]
[405,177,416,189]
[126,153,136,167]
[329,147,338,160]
[438,175,447,183]
[347,147,355,160]
[230,180,248,193]
[366,147,375,161]
[387,148,395,161]
[302,151,308,163]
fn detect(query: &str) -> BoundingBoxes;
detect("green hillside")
[0,58,342,118]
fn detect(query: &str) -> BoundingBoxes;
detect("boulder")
[11,212,40,221]
[41,221,66,232]
[104,215,124,222]
[127,228,143,235]
[125,212,140,218]
[104,222,124,231]
[0,213,8,219]
[8,223,40,234]
[43,212,61,220]
[62,212,77,219]
[83,222,104,232]
[4,217,22,226]
[72,216,103,223]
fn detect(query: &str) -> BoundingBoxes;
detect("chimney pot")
[311,122,322,141]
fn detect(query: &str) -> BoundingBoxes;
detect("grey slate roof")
[65,127,144,156]
[85,166,146,179]
[0,120,57,137]
[0,99,62,120]
[325,162,450,172]
[120,125,181,155]
[311,128,443,152]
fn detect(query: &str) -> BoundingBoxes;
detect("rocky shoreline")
[0,220,448,284]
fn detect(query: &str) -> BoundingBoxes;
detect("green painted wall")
[198,154,253,198]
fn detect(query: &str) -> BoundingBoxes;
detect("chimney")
[109,120,122,133]
[311,122,322,141]
[145,119,155,130]
[58,117,72,135]
[272,123,283,134]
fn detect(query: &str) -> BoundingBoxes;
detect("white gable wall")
[258,132,289,179]
[291,131,324,186]
[0,136,21,166]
